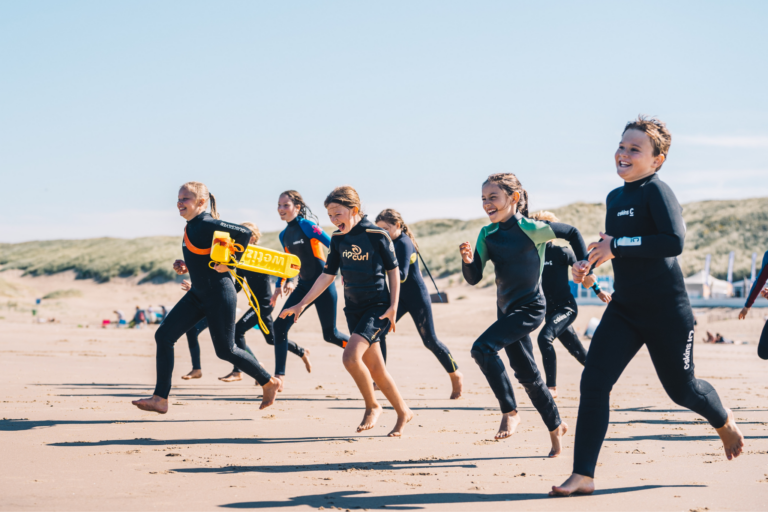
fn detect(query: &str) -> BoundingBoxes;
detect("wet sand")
[1,270,767,511]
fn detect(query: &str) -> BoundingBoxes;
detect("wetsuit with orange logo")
[272,216,349,375]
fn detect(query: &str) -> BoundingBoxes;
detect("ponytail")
[483,173,529,217]
[375,208,419,252]
[209,192,220,219]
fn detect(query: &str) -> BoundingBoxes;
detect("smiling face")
[177,187,206,221]
[615,129,666,183]
[327,203,360,234]
[277,194,301,223]
[481,182,518,224]
[375,220,402,240]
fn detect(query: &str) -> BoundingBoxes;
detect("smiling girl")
[280,186,412,437]
[551,116,744,497]
[131,182,280,414]
[459,173,589,457]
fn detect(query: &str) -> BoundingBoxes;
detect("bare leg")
[449,371,464,399]
[363,342,413,437]
[259,377,281,410]
[181,369,202,380]
[131,395,168,414]
[549,473,595,497]
[549,422,568,457]
[716,409,745,460]
[342,336,383,433]
[301,348,312,373]
[495,410,520,440]
[548,386,558,399]
[218,371,242,382]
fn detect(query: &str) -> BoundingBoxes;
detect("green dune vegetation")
[1,198,766,285]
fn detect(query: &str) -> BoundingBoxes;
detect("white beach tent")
[684,270,733,299]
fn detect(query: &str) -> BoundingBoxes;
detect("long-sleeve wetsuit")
[152,212,272,398]
[537,242,588,387]
[379,234,458,373]
[272,216,349,375]
[573,173,728,479]
[746,251,768,359]
[462,212,588,431]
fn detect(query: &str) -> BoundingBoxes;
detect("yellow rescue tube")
[210,231,301,280]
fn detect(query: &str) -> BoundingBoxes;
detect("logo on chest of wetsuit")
[617,208,634,217]
[293,239,304,245]
[544,260,553,266]
[342,245,369,261]
[683,330,694,369]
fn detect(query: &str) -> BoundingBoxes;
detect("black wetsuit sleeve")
[746,252,768,308]
[323,236,341,275]
[397,237,416,282]
[611,184,685,259]
[376,234,399,271]
[462,249,484,285]
[563,247,577,267]
[549,222,589,262]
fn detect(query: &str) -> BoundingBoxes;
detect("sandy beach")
[1,270,767,511]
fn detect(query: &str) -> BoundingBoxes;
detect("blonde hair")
[180,181,219,219]
[623,115,672,170]
[530,211,559,223]
[240,222,261,244]
[483,173,529,217]
[375,209,419,252]
[324,185,362,213]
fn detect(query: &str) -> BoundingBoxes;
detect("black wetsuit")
[152,212,271,398]
[745,251,768,359]
[537,242,588,387]
[463,213,588,431]
[573,173,728,479]
[379,234,458,373]
[323,216,398,344]
[272,216,349,375]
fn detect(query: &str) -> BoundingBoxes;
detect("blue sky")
[2,1,767,242]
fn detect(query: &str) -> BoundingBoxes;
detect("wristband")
[591,283,602,294]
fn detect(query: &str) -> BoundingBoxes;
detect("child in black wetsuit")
[459,173,589,457]
[280,186,412,437]
[551,116,744,497]
[132,182,280,414]
[375,209,464,399]
[738,250,768,359]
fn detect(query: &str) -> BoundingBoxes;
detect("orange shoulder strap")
[184,228,211,255]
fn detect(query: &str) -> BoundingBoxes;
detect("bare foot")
[357,404,383,432]
[301,349,312,373]
[259,378,280,410]
[716,409,745,460]
[549,473,595,497]
[131,395,168,414]
[181,369,202,380]
[548,422,568,457]
[218,371,242,382]
[275,375,285,392]
[388,408,414,437]
[495,411,521,440]
[548,386,558,399]
[449,371,464,399]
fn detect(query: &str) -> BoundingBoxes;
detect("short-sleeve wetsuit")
[572,173,728,479]
[323,216,398,344]
[272,216,349,375]
[745,251,768,359]
[462,212,588,431]
[378,234,458,373]
[153,212,272,398]
[537,242,589,387]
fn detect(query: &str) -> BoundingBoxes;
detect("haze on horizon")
[2,1,767,243]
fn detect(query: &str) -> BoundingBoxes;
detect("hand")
[279,303,306,323]
[587,232,615,268]
[581,274,596,288]
[597,290,612,303]
[181,279,191,291]
[459,242,474,264]
[379,306,397,333]
[762,287,768,299]
[173,259,188,275]
[284,281,296,295]
[269,289,281,308]
[738,307,749,320]
[213,263,230,273]
[571,260,590,284]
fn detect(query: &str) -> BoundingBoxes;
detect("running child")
[738,250,768,359]
[280,186,412,436]
[132,182,280,413]
[529,210,611,398]
[459,173,586,457]
[271,190,349,389]
[551,116,743,497]
[375,209,464,399]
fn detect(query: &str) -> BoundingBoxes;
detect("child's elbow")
[670,235,684,256]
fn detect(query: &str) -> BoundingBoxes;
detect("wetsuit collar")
[348,215,370,235]
[499,212,524,230]
[187,211,210,224]
[287,216,301,227]
[623,172,658,191]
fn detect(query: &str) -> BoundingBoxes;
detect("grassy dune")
[1,198,766,284]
